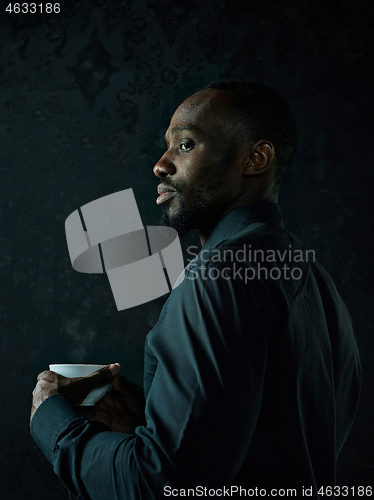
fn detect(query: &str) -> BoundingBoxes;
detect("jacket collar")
[202,201,285,251]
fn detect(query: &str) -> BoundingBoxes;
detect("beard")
[159,143,235,237]
[160,170,228,238]
[160,193,205,238]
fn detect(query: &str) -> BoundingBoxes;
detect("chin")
[160,203,201,238]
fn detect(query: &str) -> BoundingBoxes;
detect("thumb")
[108,363,122,390]
[77,363,121,393]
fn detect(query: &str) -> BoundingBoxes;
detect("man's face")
[153,89,243,237]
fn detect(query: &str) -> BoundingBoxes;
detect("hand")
[80,364,146,434]
[30,363,121,424]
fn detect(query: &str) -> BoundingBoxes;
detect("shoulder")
[190,222,309,273]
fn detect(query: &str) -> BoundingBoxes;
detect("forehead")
[167,89,233,133]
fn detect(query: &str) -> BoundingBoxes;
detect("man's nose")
[153,153,176,179]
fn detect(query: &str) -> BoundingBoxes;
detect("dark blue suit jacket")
[31,201,361,499]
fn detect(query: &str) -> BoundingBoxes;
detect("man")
[31,80,361,499]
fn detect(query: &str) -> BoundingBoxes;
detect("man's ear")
[242,141,275,176]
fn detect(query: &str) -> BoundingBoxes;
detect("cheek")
[175,160,200,189]
[175,148,226,192]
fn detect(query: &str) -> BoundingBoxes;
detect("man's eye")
[180,140,194,151]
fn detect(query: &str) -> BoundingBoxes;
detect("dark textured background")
[0,0,373,498]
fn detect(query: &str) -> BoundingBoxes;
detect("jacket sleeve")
[31,263,271,499]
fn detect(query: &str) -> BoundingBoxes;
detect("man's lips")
[156,185,177,205]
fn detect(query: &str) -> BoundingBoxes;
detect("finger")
[108,363,122,390]
[77,363,121,393]
[37,370,57,382]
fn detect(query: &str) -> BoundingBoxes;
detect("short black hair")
[200,79,298,189]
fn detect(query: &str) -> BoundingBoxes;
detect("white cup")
[49,364,111,406]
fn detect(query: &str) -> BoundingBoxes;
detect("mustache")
[158,179,181,193]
